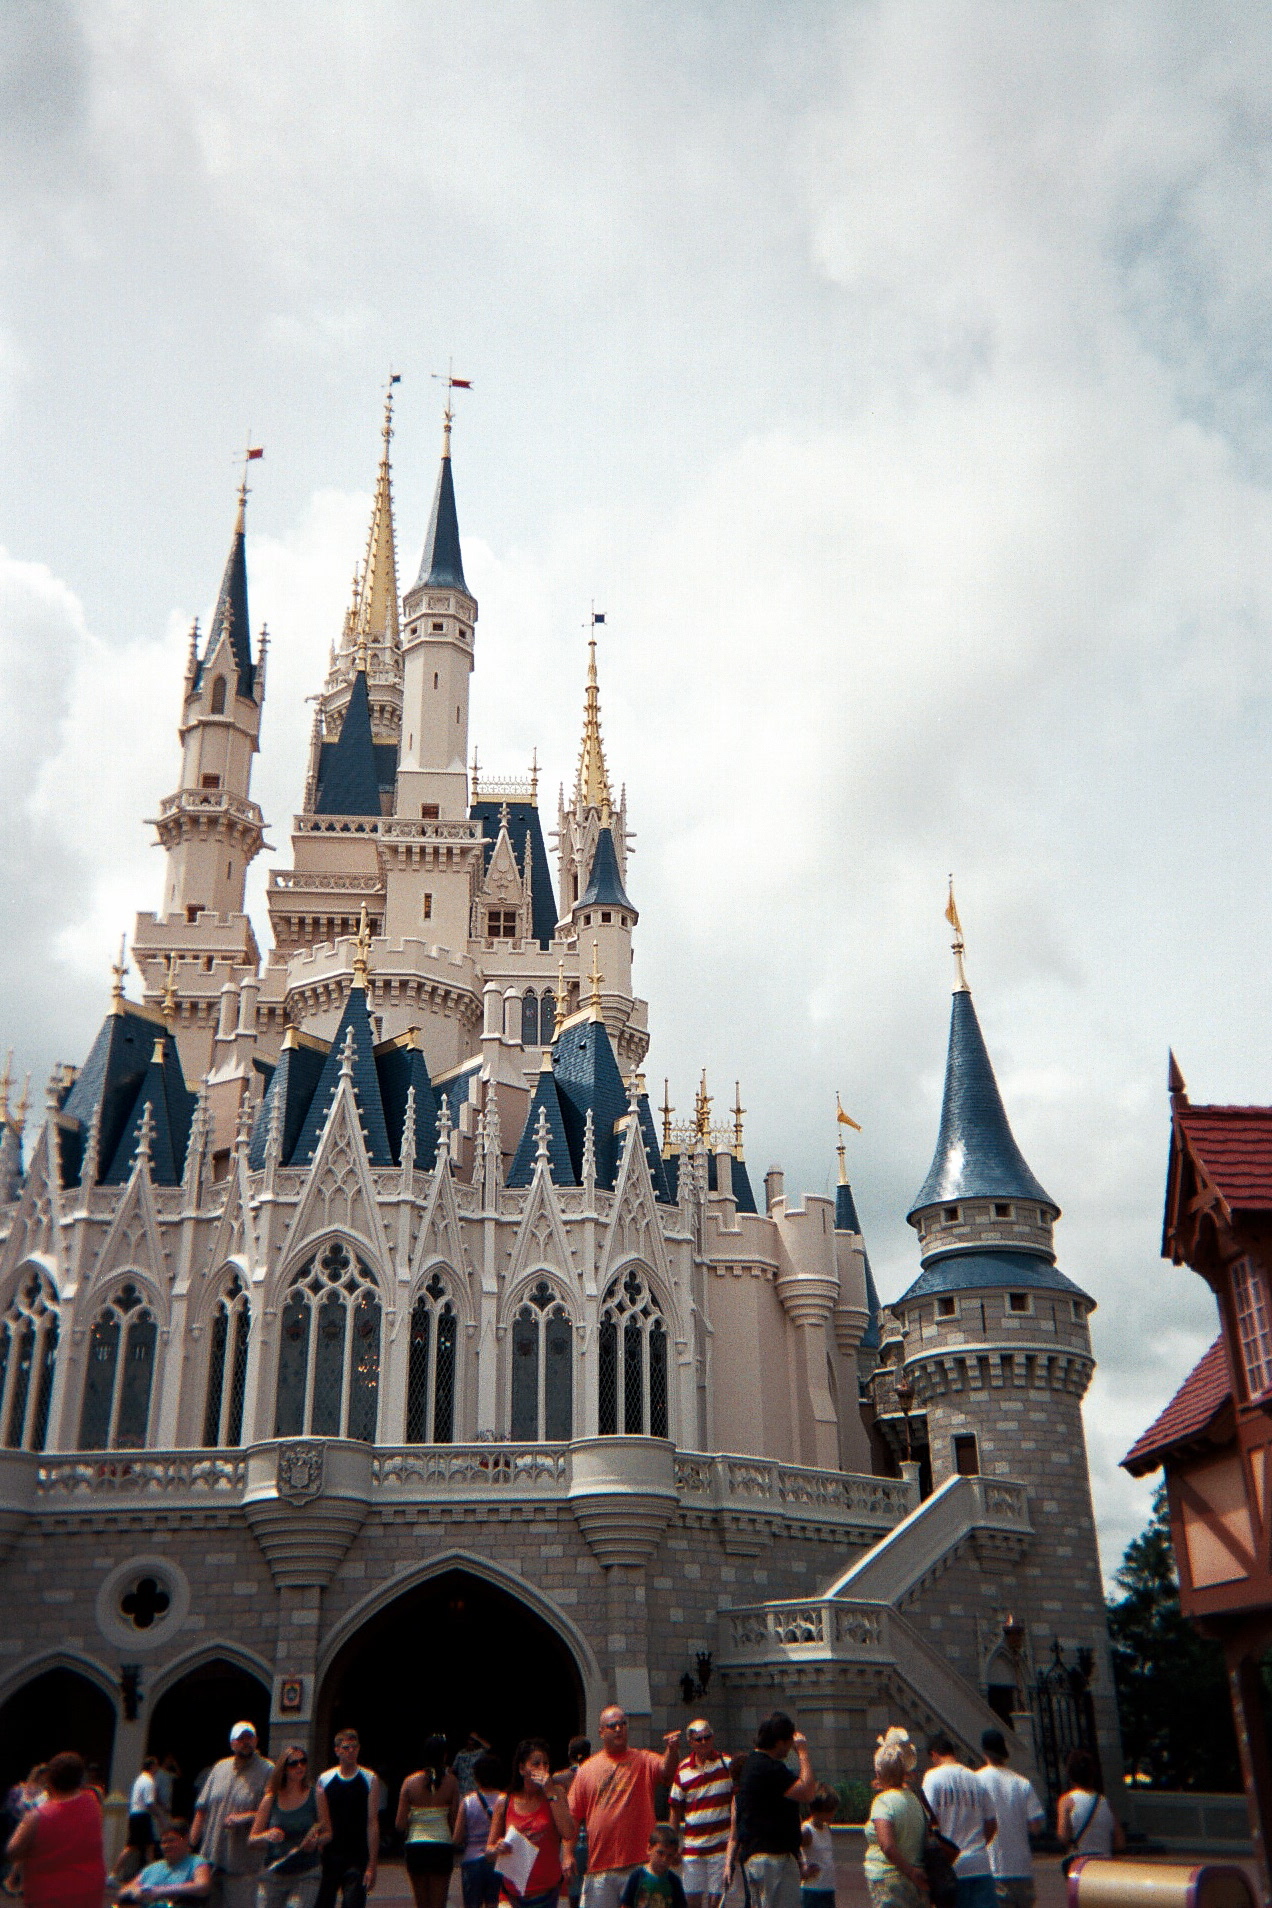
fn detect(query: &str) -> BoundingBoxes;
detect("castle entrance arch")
[317,1568,585,1811]
[0,1666,116,1798]
[147,1658,271,1819]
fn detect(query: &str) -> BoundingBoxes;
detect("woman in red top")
[487,1740,575,1908]
[6,1752,106,1908]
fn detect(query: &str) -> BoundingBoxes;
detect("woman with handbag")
[1056,1752,1124,1871]
[862,1731,928,1908]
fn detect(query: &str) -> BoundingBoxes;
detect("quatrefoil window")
[120,1575,171,1630]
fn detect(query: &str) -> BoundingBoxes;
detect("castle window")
[936,1296,957,1320]
[1071,1299,1084,1321]
[406,1270,457,1443]
[943,1206,959,1223]
[539,993,556,1046]
[422,893,433,920]
[186,906,202,924]
[601,911,612,924]
[274,1242,381,1443]
[1007,1291,1031,1314]
[421,804,439,820]
[953,1433,980,1476]
[488,910,517,940]
[509,1279,572,1442]
[1231,1256,1272,1400]
[0,1270,59,1453]
[521,992,540,1046]
[598,1268,668,1438]
[203,1274,250,1448]
[432,622,444,632]
[994,1203,1011,1219]
[201,773,221,790]
[79,1282,157,1451]
[210,676,227,714]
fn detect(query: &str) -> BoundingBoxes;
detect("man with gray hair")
[190,1724,273,1908]
[568,1707,682,1908]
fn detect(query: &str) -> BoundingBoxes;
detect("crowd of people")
[1,1708,1123,1908]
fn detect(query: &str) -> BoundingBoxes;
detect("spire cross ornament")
[431,361,472,456]
[588,939,604,1013]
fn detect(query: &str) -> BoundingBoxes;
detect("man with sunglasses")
[668,1723,730,1908]
[568,1710,682,1908]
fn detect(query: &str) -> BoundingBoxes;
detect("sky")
[3,0,1271,1584]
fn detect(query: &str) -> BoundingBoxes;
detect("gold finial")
[835,1093,862,1184]
[12,1074,30,1131]
[694,1070,712,1142]
[432,362,472,458]
[588,938,604,1014]
[351,375,401,668]
[110,935,128,1012]
[353,904,372,990]
[576,612,614,818]
[529,748,539,806]
[554,956,569,1028]
[162,953,179,1028]
[0,1051,11,1126]
[733,1081,746,1158]
[151,1036,166,1065]
[945,877,968,991]
[661,1079,673,1157]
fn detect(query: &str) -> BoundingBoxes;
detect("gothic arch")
[603,1255,681,1336]
[406,1257,472,1330]
[192,1256,253,1328]
[146,1639,275,1707]
[0,1646,119,1711]
[84,1267,168,1327]
[498,1263,580,1333]
[272,1238,384,1444]
[0,1253,60,1310]
[268,1228,388,1312]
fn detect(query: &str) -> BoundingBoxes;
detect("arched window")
[79,1283,158,1451]
[203,1274,250,1448]
[539,993,556,1047]
[210,675,227,715]
[275,1242,381,1443]
[521,992,540,1047]
[598,1268,668,1439]
[0,1270,59,1452]
[406,1271,457,1443]
[510,1279,573,1442]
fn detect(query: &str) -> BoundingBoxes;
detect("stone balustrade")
[674,1452,917,1525]
[723,1596,888,1658]
[37,1452,247,1498]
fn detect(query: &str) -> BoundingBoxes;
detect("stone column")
[773,1274,840,1469]
[568,1437,678,1720]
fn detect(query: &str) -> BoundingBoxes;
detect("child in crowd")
[454,1755,504,1908]
[619,1827,687,1908]
[554,1738,591,1907]
[800,1788,838,1908]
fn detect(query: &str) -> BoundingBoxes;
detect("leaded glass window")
[521,993,540,1047]
[598,1268,669,1439]
[539,993,556,1047]
[272,1242,381,1443]
[78,1283,157,1451]
[0,1269,59,1452]
[1233,1256,1272,1400]
[509,1278,572,1442]
[406,1270,457,1443]
[203,1275,250,1448]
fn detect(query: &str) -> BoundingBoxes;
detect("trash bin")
[1066,1858,1256,1908]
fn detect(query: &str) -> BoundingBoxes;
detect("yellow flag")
[945,879,962,934]
[836,1094,862,1132]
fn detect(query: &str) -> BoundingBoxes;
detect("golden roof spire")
[12,1073,30,1131]
[694,1070,712,1142]
[588,939,604,1016]
[351,376,401,665]
[661,1079,674,1157]
[352,904,372,991]
[945,876,969,992]
[575,616,614,818]
[554,956,569,1028]
[162,954,179,1029]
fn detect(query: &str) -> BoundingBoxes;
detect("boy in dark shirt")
[619,1826,687,1908]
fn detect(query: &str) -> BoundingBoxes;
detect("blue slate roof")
[373,742,399,806]
[60,1008,196,1188]
[577,828,636,916]
[507,1065,576,1187]
[897,1247,1090,1307]
[416,452,468,593]
[315,671,382,818]
[471,801,558,946]
[835,1180,881,1349]
[663,1151,680,1202]
[248,1035,328,1171]
[702,1150,757,1212]
[635,1093,673,1203]
[909,988,1055,1218]
[290,985,393,1167]
[376,1038,439,1174]
[552,1013,629,1190]
[103,1040,181,1184]
[194,501,255,700]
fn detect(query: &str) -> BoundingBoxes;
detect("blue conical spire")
[576,827,636,915]
[202,489,256,699]
[416,438,468,593]
[908,987,1055,1218]
[314,670,382,817]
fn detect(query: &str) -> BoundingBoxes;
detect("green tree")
[1107,1482,1241,1789]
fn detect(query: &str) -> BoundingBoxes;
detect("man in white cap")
[191,1723,273,1908]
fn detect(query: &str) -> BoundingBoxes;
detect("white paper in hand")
[494,1824,539,1897]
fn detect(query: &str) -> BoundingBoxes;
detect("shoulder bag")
[916,1788,959,1908]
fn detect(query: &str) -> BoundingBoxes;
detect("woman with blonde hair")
[862,1731,927,1908]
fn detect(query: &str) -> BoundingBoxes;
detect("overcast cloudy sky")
[4,0,1271,1579]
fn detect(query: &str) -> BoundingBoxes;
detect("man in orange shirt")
[568,1710,682,1908]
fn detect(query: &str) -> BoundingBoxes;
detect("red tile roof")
[1123,1336,1233,1476]
[1177,1106,1272,1211]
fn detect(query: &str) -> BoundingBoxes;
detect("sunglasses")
[285,1757,308,1769]
[690,1733,714,1742]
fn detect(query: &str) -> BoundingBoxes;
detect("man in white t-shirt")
[976,1730,1044,1908]
[922,1735,998,1908]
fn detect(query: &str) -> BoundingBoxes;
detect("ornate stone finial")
[400,1084,417,1185]
[554,957,569,1027]
[627,1069,641,1113]
[264,1072,285,1170]
[582,1106,596,1192]
[588,939,604,1016]
[13,1073,31,1132]
[529,747,539,806]
[339,1024,357,1082]
[0,1050,12,1127]
[352,905,372,991]
[694,1070,712,1144]
[733,1081,746,1159]
[183,1085,209,1195]
[162,954,179,1029]
[946,876,968,993]
[534,1105,551,1171]
[470,746,480,803]
[110,935,128,1012]
[498,800,510,832]
[1168,1049,1189,1107]
[135,1099,155,1174]
[233,1095,253,1158]
[437,1093,452,1153]
[81,1097,102,1190]
[575,621,614,819]
[661,1079,673,1158]
[485,1089,501,1156]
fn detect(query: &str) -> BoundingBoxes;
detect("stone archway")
[0,1666,116,1798]
[317,1567,585,1811]
[146,1657,271,1819]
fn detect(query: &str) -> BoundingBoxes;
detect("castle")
[0,384,1120,1817]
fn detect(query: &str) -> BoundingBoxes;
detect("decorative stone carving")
[277,1441,325,1506]
[244,1440,373,1590]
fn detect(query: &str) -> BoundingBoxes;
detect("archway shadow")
[147,1658,271,1818]
[0,1668,116,1799]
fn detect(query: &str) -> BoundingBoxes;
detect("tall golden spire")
[588,939,604,1015]
[946,876,969,992]
[350,376,401,665]
[352,904,372,990]
[575,621,613,819]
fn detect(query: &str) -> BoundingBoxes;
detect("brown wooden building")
[1125,1063,1272,1898]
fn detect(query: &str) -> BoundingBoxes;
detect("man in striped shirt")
[668,1722,731,1908]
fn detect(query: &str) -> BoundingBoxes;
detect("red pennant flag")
[450,378,472,390]
[246,447,264,460]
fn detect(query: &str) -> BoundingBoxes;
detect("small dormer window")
[943,1206,959,1224]
[994,1203,1011,1219]
[936,1296,957,1319]
[1071,1299,1084,1321]
[601,911,612,924]
[421,804,439,820]
[1007,1291,1030,1313]
[201,773,221,790]
[210,675,226,714]
[487,910,517,940]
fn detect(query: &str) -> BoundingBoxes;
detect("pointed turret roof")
[314,670,382,817]
[507,1062,576,1187]
[415,428,468,593]
[575,635,613,814]
[352,386,402,655]
[200,488,255,699]
[835,1180,882,1351]
[291,981,393,1166]
[375,1033,439,1174]
[60,1002,195,1188]
[577,826,635,915]
[248,1030,328,1170]
[553,1011,629,1190]
[100,1034,195,1186]
[908,986,1055,1218]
